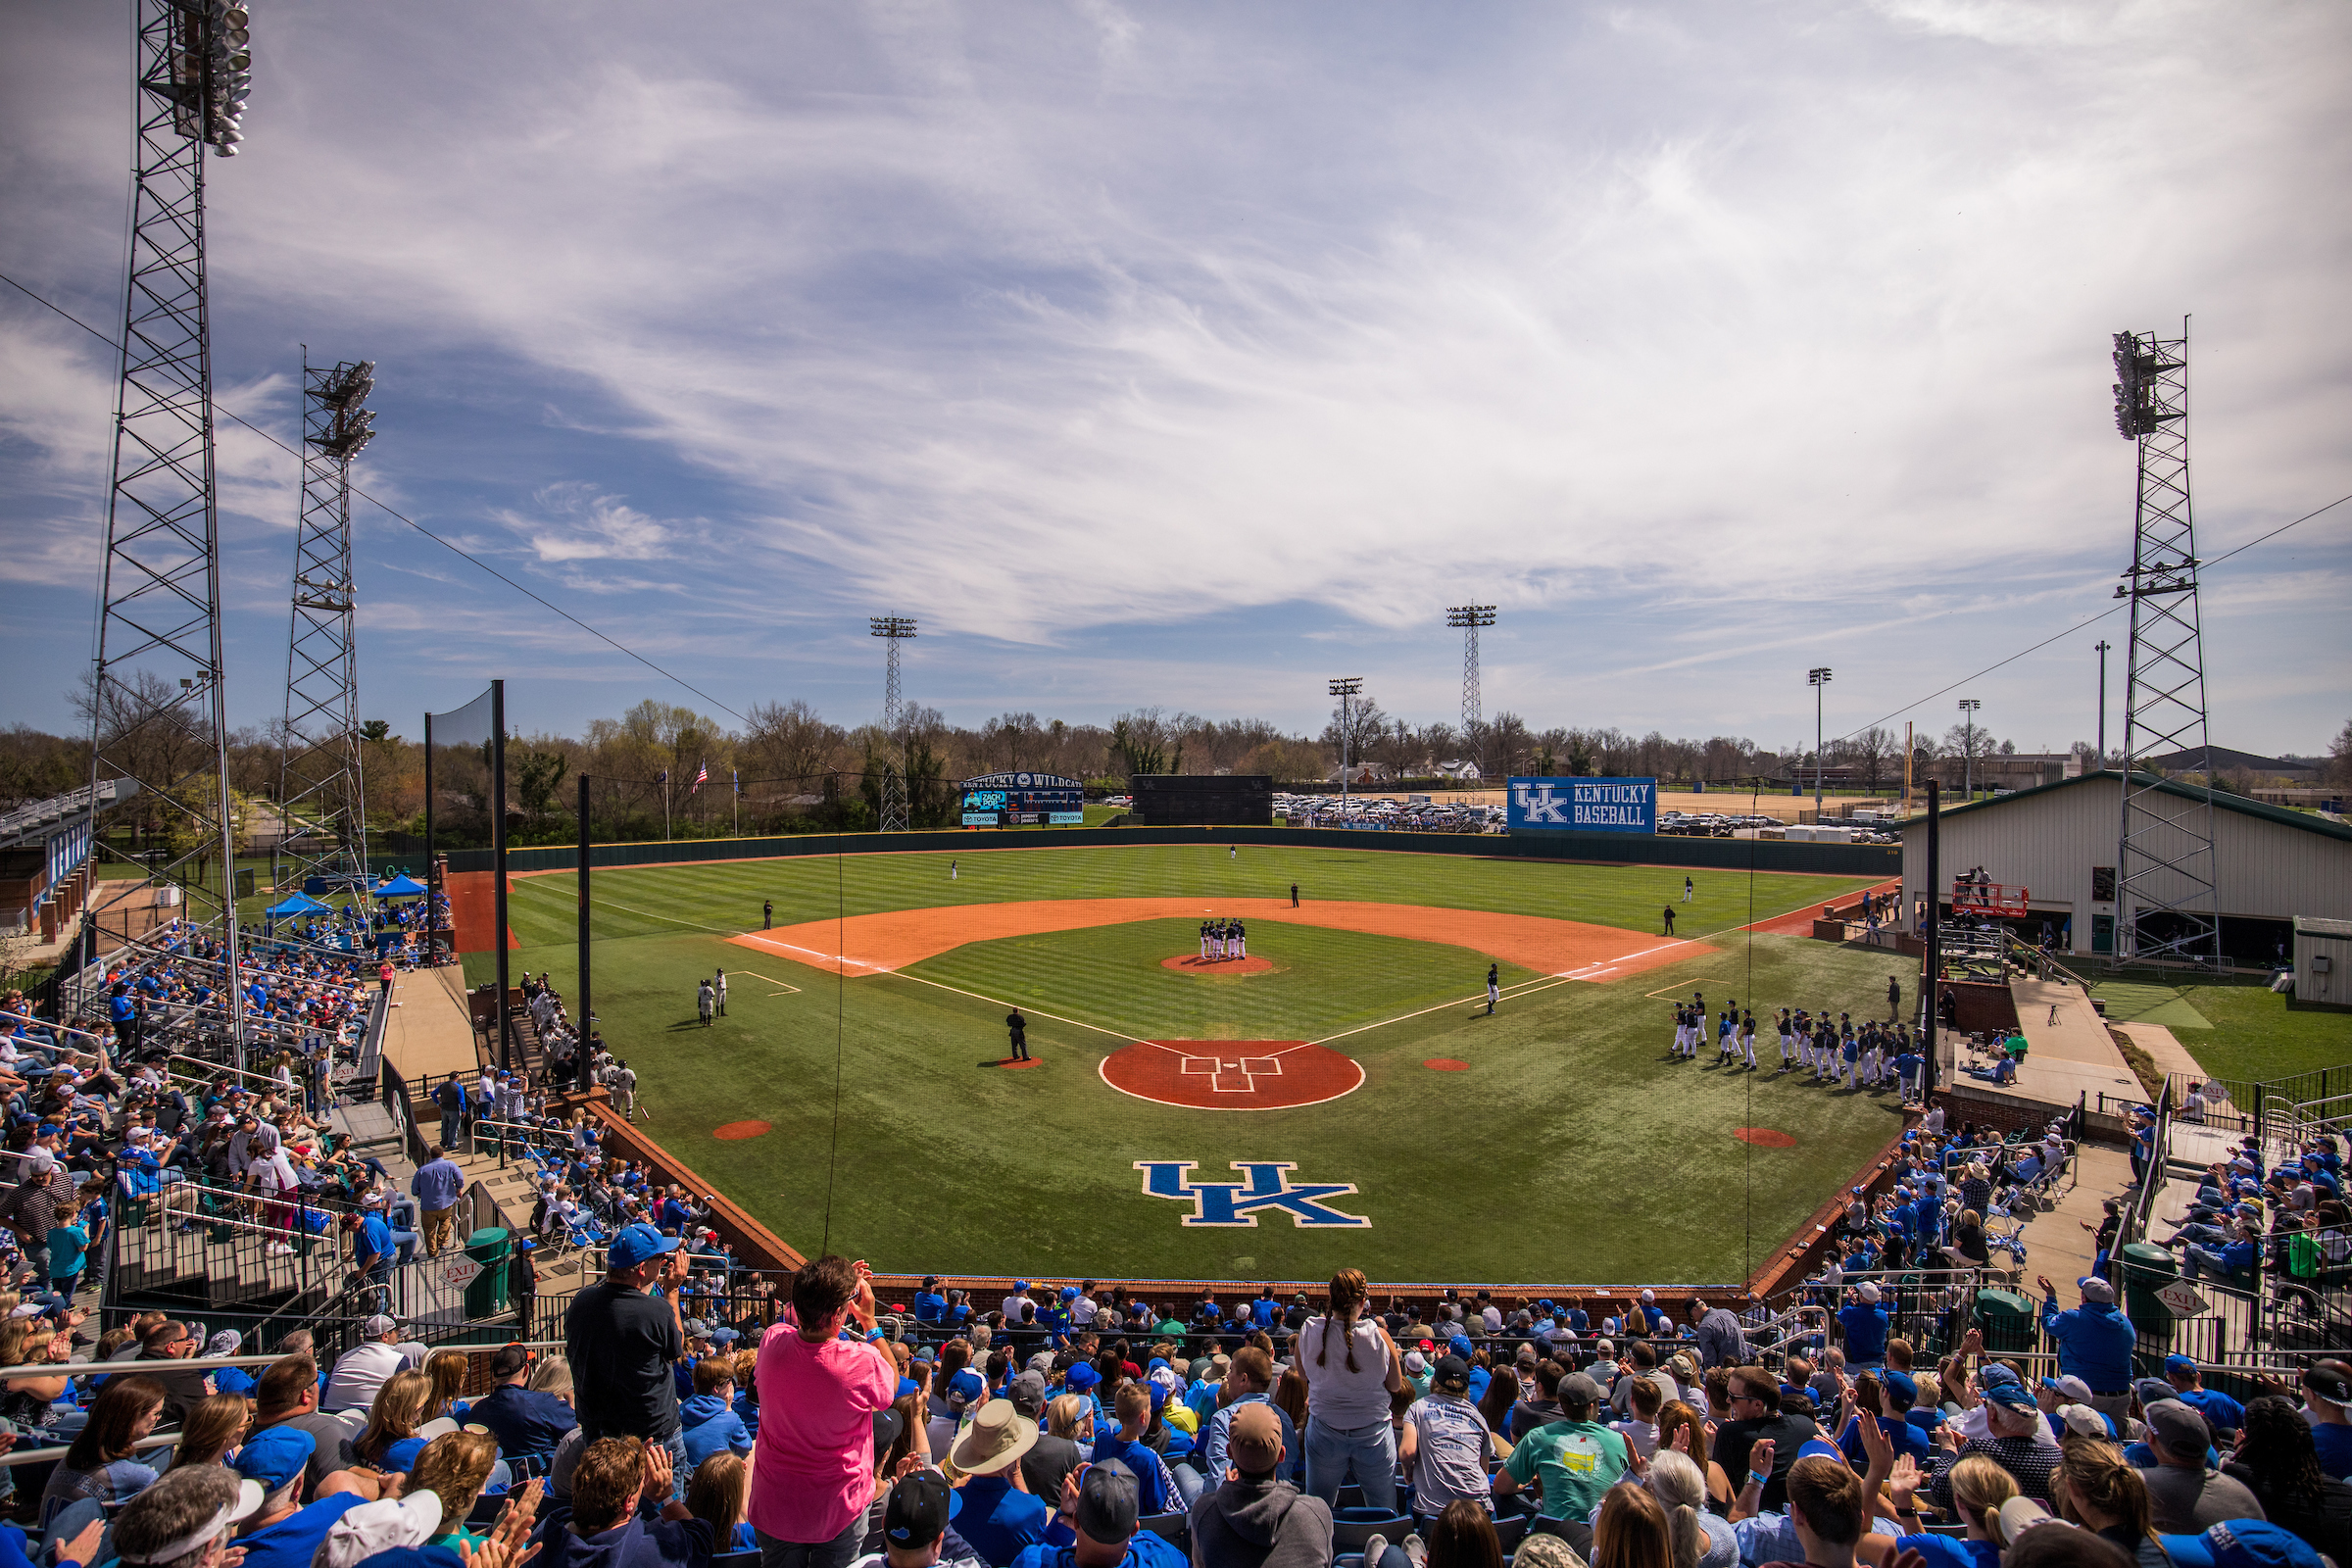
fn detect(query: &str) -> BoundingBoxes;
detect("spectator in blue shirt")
[2180,1221,2260,1286]
[2037,1274,2136,1417]
[911,1276,949,1326]
[2160,1355,2245,1440]
[469,1345,579,1466]
[1838,1282,1889,1366]
[409,1146,465,1259]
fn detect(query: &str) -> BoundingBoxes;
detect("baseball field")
[463,841,1913,1286]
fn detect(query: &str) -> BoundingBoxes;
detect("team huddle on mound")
[1198,920,1250,961]
[1668,993,1927,1102]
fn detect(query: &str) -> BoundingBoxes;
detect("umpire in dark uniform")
[1006,1007,1030,1062]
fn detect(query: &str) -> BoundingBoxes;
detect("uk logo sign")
[1507,776,1656,835]
[1135,1160,1371,1228]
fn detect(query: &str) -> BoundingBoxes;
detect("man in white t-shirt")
[321,1314,426,1411]
[1001,1281,1036,1325]
[1069,1284,1099,1328]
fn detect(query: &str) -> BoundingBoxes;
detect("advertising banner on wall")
[1507,777,1657,834]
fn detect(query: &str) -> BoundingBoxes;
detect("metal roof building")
[1898,770,2352,963]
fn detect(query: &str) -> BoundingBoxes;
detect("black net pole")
[577,771,592,1035]
[492,679,511,1073]
[1924,780,1941,1084]
[422,710,436,963]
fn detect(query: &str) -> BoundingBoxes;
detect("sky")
[2,0,2347,760]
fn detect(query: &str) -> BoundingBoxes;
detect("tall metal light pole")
[1808,667,1833,813]
[277,355,375,903]
[1446,606,1494,776]
[1329,677,1362,817]
[85,0,255,1056]
[2093,639,2110,767]
[870,616,916,832]
[2112,320,2219,965]
[1957,699,1982,799]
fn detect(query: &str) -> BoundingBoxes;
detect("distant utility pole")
[1957,699,1982,798]
[2094,639,2111,767]
[1446,606,1494,777]
[1329,676,1362,817]
[1808,667,1833,812]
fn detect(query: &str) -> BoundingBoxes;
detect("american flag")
[691,760,710,795]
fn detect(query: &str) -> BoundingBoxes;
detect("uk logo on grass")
[1135,1160,1370,1228]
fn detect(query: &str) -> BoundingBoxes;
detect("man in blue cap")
[2161,1354,2245,1443]
[2159,1522,2327,1568]
[470,1343,579,1468]
[230,1428,373,1568]
[566,1220,691,1485]
[2036,1272,2135,1423]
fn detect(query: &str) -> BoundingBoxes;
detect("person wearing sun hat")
[110,1466,267,1568]
[945,1398,1051,1565]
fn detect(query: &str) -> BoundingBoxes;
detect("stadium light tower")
[83,0,257,1054]
[1807,668,1833,812]
[870,615,916,832]
[1446,606,1495,775]
[1957,699,1982,799]
[276,354,376,904]
[2094,640,2111,766]
[2110,321,2219,965]
[1329,677,1363,816]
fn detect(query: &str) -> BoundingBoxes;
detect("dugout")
[1130,774,1273,827]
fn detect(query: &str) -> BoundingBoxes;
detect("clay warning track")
[729,897,1707,981]
[444,871,520,953]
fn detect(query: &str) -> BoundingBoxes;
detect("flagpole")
[733,770,739,838]
[662,769,671,841]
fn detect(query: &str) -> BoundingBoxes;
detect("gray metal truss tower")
[1446,605,1494,769]
[275,355,376,900]
[870,615,916,832]
[2111,321,2220,967]
[84,0,255,1047]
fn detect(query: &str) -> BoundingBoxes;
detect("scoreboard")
[958,772,1086,827]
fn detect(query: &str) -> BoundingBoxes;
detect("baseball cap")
[2134,1377,2180,1410]
[2304,1361,2352,1403]
[2057,1404,2109,1438]
[2163,1353,2199,1377]
[1065,1363,1101,1391]
[1991,1497,2062,1548]
[884,1472,957,1549]
[364,1313,399,1338]
[948,1367,988,1403]
[1433,1354,1471,1388]
[2039,1373,2092,1402]
[1982,1383,2037,1413]
[491,1345,531,1379]
[1857,1281,1882,1303]
[1881,1370,1918,1405]
[1008,1371,1048,1416]
[1561,1372,1603,1408]
[2077,1275,2117,1303]
[315,1493,445,1568]
[1078,1458,1140,1543]
[607,1222,681,1269]
[2160,1522,2327,1568]
[1403,1350,1428,1374]
[1228,1403,1284,1474]
[2143,1399,2211,1455]
[234,1426,317,1493]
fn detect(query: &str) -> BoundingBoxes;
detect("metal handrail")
[0,1008,112,1050]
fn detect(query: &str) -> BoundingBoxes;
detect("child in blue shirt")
[46,1206,90,1299]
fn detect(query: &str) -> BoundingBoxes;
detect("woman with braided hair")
[1297,1268,1407,1510]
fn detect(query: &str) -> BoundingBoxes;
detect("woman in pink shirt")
[748,1254,893,1568]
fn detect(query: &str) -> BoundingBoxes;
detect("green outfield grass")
[472,843,1906,1284]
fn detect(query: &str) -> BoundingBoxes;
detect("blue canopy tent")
[373,874,429,898]
[265,893,333,918]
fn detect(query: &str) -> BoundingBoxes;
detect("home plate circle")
[1101,1041,1363,1109]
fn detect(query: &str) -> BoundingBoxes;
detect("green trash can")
[2120,1242,2179,1344]
[1977,1288,2035,1354]
[465,1227,512,1318]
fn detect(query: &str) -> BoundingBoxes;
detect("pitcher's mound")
[1101,1041,1362,1109]
[1162,955,1273,976]
[1734,1127,1798,1148]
